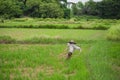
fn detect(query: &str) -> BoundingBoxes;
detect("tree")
[77,1,84,9]
[25,0,64,18]
[75,1,84,15]
[58,0,70,18]
[72,3,78,16]
[17,0,27,6]
[39,3,64,18]
[82,0,98,15]
[0,0,22,19]
[97,0,120,19]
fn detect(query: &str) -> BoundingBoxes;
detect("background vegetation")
[0,0,120,80]
[0,0,70,19]
[71,0,120,19]
[0,0,120,19]
[0,17,120,30]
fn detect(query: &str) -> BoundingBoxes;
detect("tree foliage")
[0,0,120,19]
[0,0,65,18]
[72,0,120,19]
[97,0,120,19]
[0,0,22,19]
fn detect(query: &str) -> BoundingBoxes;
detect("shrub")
[107,25,120,41]
[93,24,108,30]
[74,25,85,29]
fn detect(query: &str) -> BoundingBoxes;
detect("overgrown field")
[0,18,120,29]
[0,18,120,80]
[0,28,106,44]
[0,28,120,80]
[0,41,120,80]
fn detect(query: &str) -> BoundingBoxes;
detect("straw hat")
[69,40,76,44]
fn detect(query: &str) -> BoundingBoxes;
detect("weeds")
[0,36,96,44]
[0,36,15,44]
[0,18,119,30]
[0,41,120,80]
[107,25,120,41]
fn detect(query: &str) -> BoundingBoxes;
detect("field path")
[84,45,96,80]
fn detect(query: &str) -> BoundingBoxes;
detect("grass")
[0,41,120,80]
[0,36,15,44]
[0,18,120,79]
[0,28,106,44]
[0,28,106,41]
[107,25,120,40]
[0,18,119,30]
[86,41,120,80]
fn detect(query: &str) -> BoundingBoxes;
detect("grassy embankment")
[0,18,119,29]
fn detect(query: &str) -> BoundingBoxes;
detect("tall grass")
[83,41,120,80]
[0,36,15,44]
[0,44,90,80]
[0,28,106,44]
[0,24,69,29]
[0,41,120,80]
[0,28,106,41]
[0,35,96,44]
[107,25,120,41]
[0,18,119,30]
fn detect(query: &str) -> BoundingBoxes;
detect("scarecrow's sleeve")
[74,45,82,52]
[67,43,70,46]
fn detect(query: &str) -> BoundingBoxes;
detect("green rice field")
[0,28,120,80]
[0,28,106,40]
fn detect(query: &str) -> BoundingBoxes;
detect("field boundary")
[0,25,109,30]
[0,36,97,44]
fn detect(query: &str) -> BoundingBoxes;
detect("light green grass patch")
[0,44,90,80]
[0,18,119,29]
[0,28,106,41]
[0,41,120,80]
[107,25,120,40]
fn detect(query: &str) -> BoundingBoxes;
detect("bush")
[93,24,108,30]
[107,25,120,41]
[74,25,85,29]
[0,1,23,19]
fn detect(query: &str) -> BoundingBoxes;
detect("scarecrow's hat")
[69,40,76,44]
